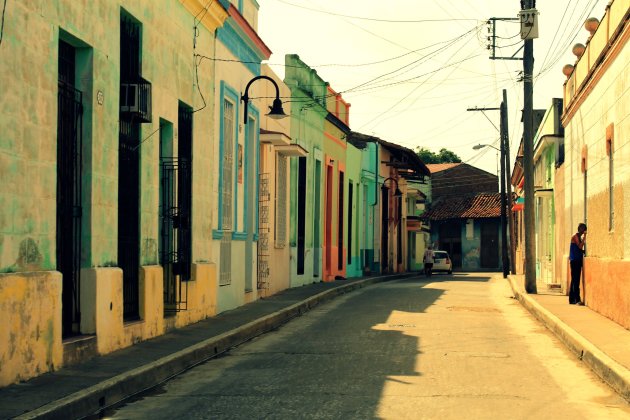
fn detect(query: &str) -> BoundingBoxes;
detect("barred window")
[221,98,235,231]
[275,154,287,247]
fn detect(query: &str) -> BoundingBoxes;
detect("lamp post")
[241,75,287,124]
[381,177,403,273]
[473,142,509,278]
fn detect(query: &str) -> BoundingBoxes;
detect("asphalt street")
[101,273,630,420]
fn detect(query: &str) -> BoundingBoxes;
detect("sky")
[256,0,610,176]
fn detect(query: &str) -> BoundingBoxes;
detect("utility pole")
[501,89,516,275]
[498,112,508,278]
[467,105,508,277]
[521,0,537,293]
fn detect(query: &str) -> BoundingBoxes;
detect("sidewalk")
[0,273,410,420]
[507,274,630,403]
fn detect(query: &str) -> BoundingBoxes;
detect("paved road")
[104,273,630,419]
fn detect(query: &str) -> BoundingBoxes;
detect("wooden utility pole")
[501,89,516,275]
[521,0,537,293]
[467,105,508,277]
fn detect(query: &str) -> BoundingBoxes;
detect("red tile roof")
[422,193,502,220]
[426,163,461,174]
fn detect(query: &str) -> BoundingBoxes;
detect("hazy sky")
[257,0,609,176]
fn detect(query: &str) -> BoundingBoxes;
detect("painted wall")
[378,147,405,273]
[213,3,271,312]
[360,142,378,274]
[285,54,327,286]
[560,4,630,328]
[323,120,348,281]
[346,143,364,278]
[255,65,292,297]
[0,272,62,387]
[0,0,227,385]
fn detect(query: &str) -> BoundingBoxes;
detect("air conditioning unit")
[120,80,152,122]
[120,83,140,113]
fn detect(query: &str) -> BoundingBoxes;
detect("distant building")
[424,164,502,271]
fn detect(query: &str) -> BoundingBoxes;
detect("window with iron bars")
[220,97,235,285]
[275,154,287,248]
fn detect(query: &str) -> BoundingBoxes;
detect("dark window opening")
[297,157,307,275]
[57,40,83,337]
[338,171,344,270]
[397,196,402,265]
[381,187,389,272]
[347,182,353,265]
[118,11,144,320]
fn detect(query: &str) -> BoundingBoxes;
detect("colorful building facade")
[559,0,630,328]
[0,0,229,386]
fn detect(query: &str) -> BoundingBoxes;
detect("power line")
[0,0,7,47]
[273,0,480,23]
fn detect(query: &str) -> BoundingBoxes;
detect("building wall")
[431,164,498,202]
[346,143,364,278]
[213,4,271,312]
[323,122,347,281]
[255,65,292,297]
[285,55,327,286]
[378,148,405,273]
[561,3,630,328]
[0,0,227,386]
[360,142,379,273]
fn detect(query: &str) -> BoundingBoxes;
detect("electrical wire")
[0,0,7,47]
[273,0,480,23]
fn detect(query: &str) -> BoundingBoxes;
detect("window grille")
[275,155,287,247]
[220,235,232,286]
[258,172,271,290]
[222,98,235,231]
[57,40,83,336]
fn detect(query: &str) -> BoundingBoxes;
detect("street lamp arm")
[241,75,287,124]
[381,177,403,197]
[472,143,500,152]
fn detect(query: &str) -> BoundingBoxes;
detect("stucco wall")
[0,272,63,387]
[562,15,629,327]
[285,55,327,286]
[0,0,226,386]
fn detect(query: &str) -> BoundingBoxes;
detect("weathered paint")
[285,55,327,286]
[212,2,268,313]
[253,65,292,297]
[346,143,364,278]
[0,0,227,385]
[323,126,348,281]
[559,1,630,328]
[0,272,63,387]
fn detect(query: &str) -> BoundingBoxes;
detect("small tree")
[415,147,461,164]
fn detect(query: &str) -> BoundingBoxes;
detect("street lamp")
[473,143,500,151]
[381,177,403,198]
[241,75,288,124]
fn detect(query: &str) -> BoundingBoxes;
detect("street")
[103,273,630,419]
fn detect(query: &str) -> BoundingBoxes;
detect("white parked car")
[432,250,453,274]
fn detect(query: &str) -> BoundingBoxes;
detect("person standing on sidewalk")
[423,246,434,277]
[569,223,587,305]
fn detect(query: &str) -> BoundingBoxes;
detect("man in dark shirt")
[569,223,587,305]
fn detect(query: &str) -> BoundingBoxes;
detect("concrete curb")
[17,273,412,420]
[507,275,630,403]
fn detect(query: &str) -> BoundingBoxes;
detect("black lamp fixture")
[382,177,403,198]
[241,75,287,124]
